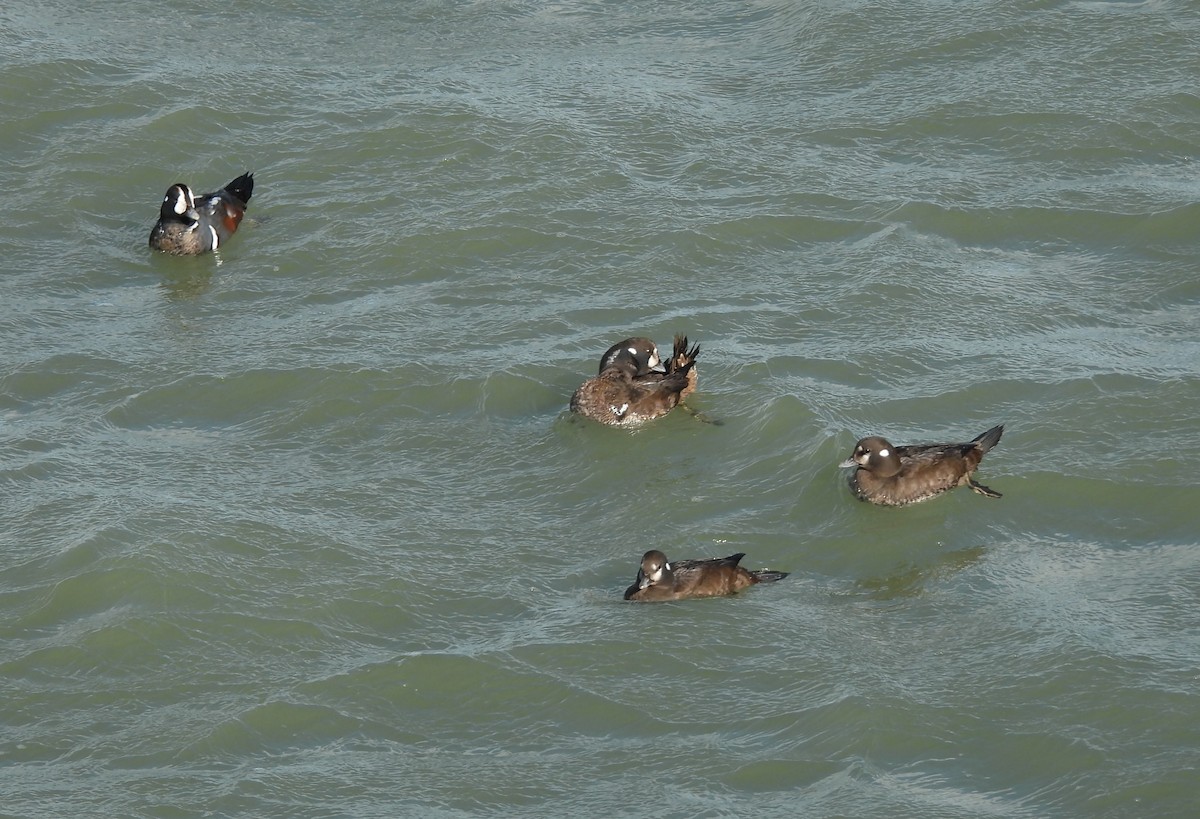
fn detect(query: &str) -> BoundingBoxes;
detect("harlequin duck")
[149,172,254,255]
[624,550,788,602]
[839,423,1005,506]
[570,335,699,426]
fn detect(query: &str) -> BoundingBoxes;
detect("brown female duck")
[570,335,698,426]
[623,549,788,602]
[839,424,1005,506]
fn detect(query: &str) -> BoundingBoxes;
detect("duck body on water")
[570,334,699,426]
[624,550,789,602]
[840,424,1005,507]
[149,172,254,256]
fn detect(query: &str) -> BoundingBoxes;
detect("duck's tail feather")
[224,172,255,205]
[669,334,700,370]
[972,423,1004,453]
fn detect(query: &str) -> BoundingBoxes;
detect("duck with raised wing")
[570,335,698,426]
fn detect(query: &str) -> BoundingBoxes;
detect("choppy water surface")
[2,1,1199,816]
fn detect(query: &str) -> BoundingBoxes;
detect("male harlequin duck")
[570,335,699,426]
[149,172,254,255]
[624,550,788,602]
[839,423,1005,506]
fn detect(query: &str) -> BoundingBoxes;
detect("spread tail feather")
[971,423,1004,453]
[669,334,700,370]
[224,172,254,205]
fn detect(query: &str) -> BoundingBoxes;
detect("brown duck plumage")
[570,335,698,426]
[623,549,788,602]
[839,424,1005,506]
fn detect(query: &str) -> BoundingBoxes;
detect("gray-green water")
[3,1,1199,816]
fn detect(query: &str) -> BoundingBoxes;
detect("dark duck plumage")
[630,334,700,401]
[839,423,1005,506]
[623,549,789,602]
[570,335,699,426]
[149,172,254,255]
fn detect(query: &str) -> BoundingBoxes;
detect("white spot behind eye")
[878,448,890,458]
[626,346,637,356]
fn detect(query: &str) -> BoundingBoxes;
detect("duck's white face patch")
[166,185,196,216]
[647,350,661,368]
